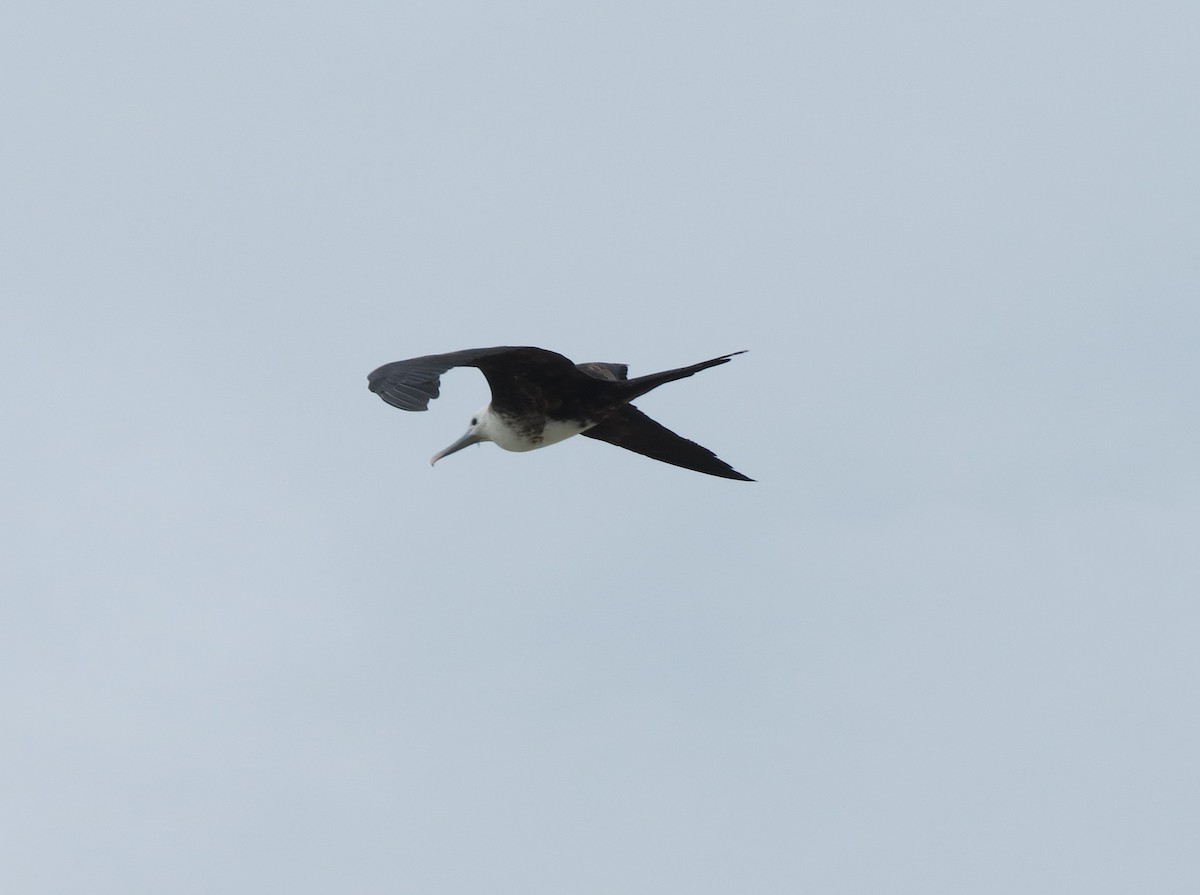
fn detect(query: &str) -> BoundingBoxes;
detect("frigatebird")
[367,346,753,481]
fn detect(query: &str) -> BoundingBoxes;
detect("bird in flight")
[367,346,752,481]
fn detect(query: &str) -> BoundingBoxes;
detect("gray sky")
[4,1,1199,892]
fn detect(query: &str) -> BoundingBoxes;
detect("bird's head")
[430,405,494,466]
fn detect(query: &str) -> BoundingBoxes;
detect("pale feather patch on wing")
[576,362,629,381]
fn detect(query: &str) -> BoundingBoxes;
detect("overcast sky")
[3,1,1199,893]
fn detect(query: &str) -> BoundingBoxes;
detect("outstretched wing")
[367,346,583,412]
[582,405,753,481]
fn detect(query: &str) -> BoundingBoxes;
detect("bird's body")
[469,406,594,453]
[367,346,752,480]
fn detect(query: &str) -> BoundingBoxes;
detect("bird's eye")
[470,417,478,425]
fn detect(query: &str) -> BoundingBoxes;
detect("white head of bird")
[430,405,592,464]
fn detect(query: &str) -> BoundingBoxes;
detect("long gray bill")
[430,431,483,466]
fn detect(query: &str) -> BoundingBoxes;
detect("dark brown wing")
[368,346,602,416]
[582,405,753,481]
[471,348,610,418]
[368,348,500,411]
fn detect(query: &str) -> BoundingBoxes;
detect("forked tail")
[620,350,747,402]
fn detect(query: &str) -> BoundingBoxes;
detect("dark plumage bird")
[367,346,752,481]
